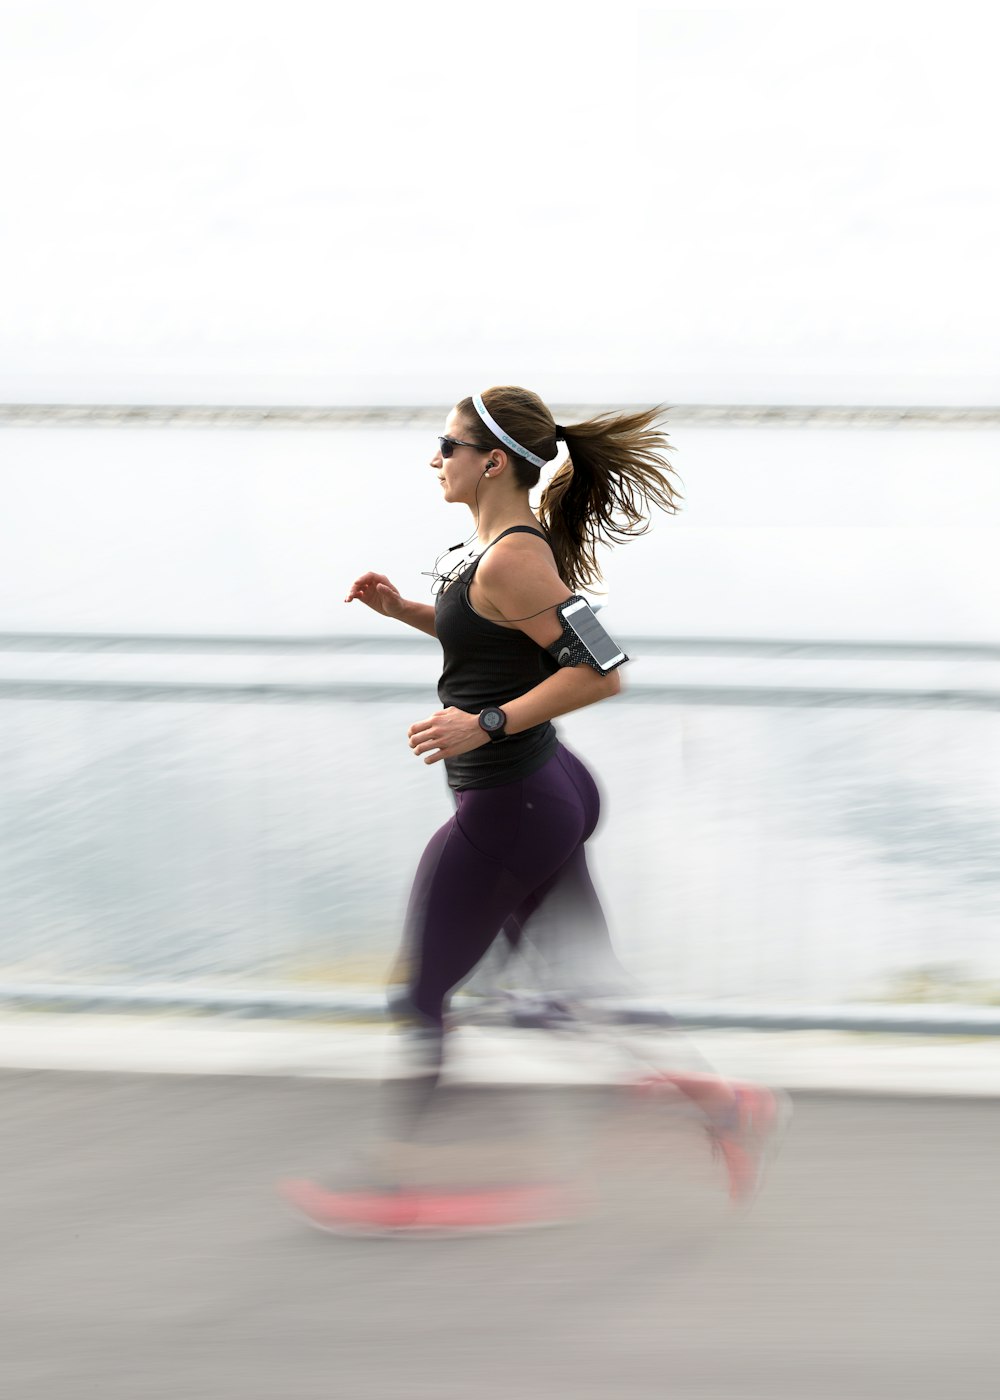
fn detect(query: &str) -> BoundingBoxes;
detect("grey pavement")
[3,1065,1000,1400]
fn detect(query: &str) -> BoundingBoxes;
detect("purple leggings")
[397,744,626,1030]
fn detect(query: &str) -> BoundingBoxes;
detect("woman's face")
[430,409,493,506]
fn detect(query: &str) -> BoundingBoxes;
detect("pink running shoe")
[278,1178,585,1237]
[707,1084,791,1204]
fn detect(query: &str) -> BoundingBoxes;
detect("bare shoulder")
[473,529,570,643]
[477,527,558,583]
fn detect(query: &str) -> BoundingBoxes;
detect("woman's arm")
[345,572,437,638]
[407,541,622,763]
[504,662,621,732]
[407,660,619,764]
[406,655,620,764]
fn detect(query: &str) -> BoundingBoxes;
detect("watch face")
[480,707,504,732]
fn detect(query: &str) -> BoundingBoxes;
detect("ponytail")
[457,388,682,592]
[540,406,681,591]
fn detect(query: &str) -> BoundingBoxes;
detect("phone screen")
[562,600,626,669]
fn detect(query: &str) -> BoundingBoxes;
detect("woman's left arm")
[407,546,622,765]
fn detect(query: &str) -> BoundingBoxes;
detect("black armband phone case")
[545,596,629,676]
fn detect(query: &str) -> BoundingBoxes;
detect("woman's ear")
[485,450,510,476]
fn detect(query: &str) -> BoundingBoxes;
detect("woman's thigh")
[405,756,593,1019]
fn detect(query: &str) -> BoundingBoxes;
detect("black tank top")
[435,525,561,790]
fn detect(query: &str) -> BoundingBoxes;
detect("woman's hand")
[407,708,488,764]
[345,572,406,620]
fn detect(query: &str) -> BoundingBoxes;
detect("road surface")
[2,1069,997,1399]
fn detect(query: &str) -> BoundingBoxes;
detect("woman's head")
[453,386,560,492]
[431,405,503,508]
[452,385,682,590]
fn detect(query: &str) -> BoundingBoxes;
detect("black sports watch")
[477,705,508,742]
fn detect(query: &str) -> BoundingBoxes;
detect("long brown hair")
[456,385,682,591]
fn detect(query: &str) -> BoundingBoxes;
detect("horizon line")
[2,403,999,429]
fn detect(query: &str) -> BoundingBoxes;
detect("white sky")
[1,1,998,404]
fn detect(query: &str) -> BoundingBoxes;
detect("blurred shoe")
[707,1083,791,1204]
[277,1178,586,1237]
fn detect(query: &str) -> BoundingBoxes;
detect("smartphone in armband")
[553,597,629,675]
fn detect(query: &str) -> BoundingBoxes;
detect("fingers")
[345,572,370,599]
[411,737,443,761]
[344,571,393,604]
[407,708,483,765]
[409,733,443,762]
[406,722,436,756]
[408,714,443,760]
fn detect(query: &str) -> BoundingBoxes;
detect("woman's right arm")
[344,572,437,638]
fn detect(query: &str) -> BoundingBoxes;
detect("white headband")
[472,393,547,469]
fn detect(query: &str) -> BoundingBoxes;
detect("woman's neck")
[470,495,538,546]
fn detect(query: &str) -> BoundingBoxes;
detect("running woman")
[281,386,784,1233]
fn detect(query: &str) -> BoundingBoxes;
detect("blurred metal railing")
[1,633,997,709]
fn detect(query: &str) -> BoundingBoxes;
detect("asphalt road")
[2,1069,998,1400]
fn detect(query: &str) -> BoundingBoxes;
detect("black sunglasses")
[438,435,490,458]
